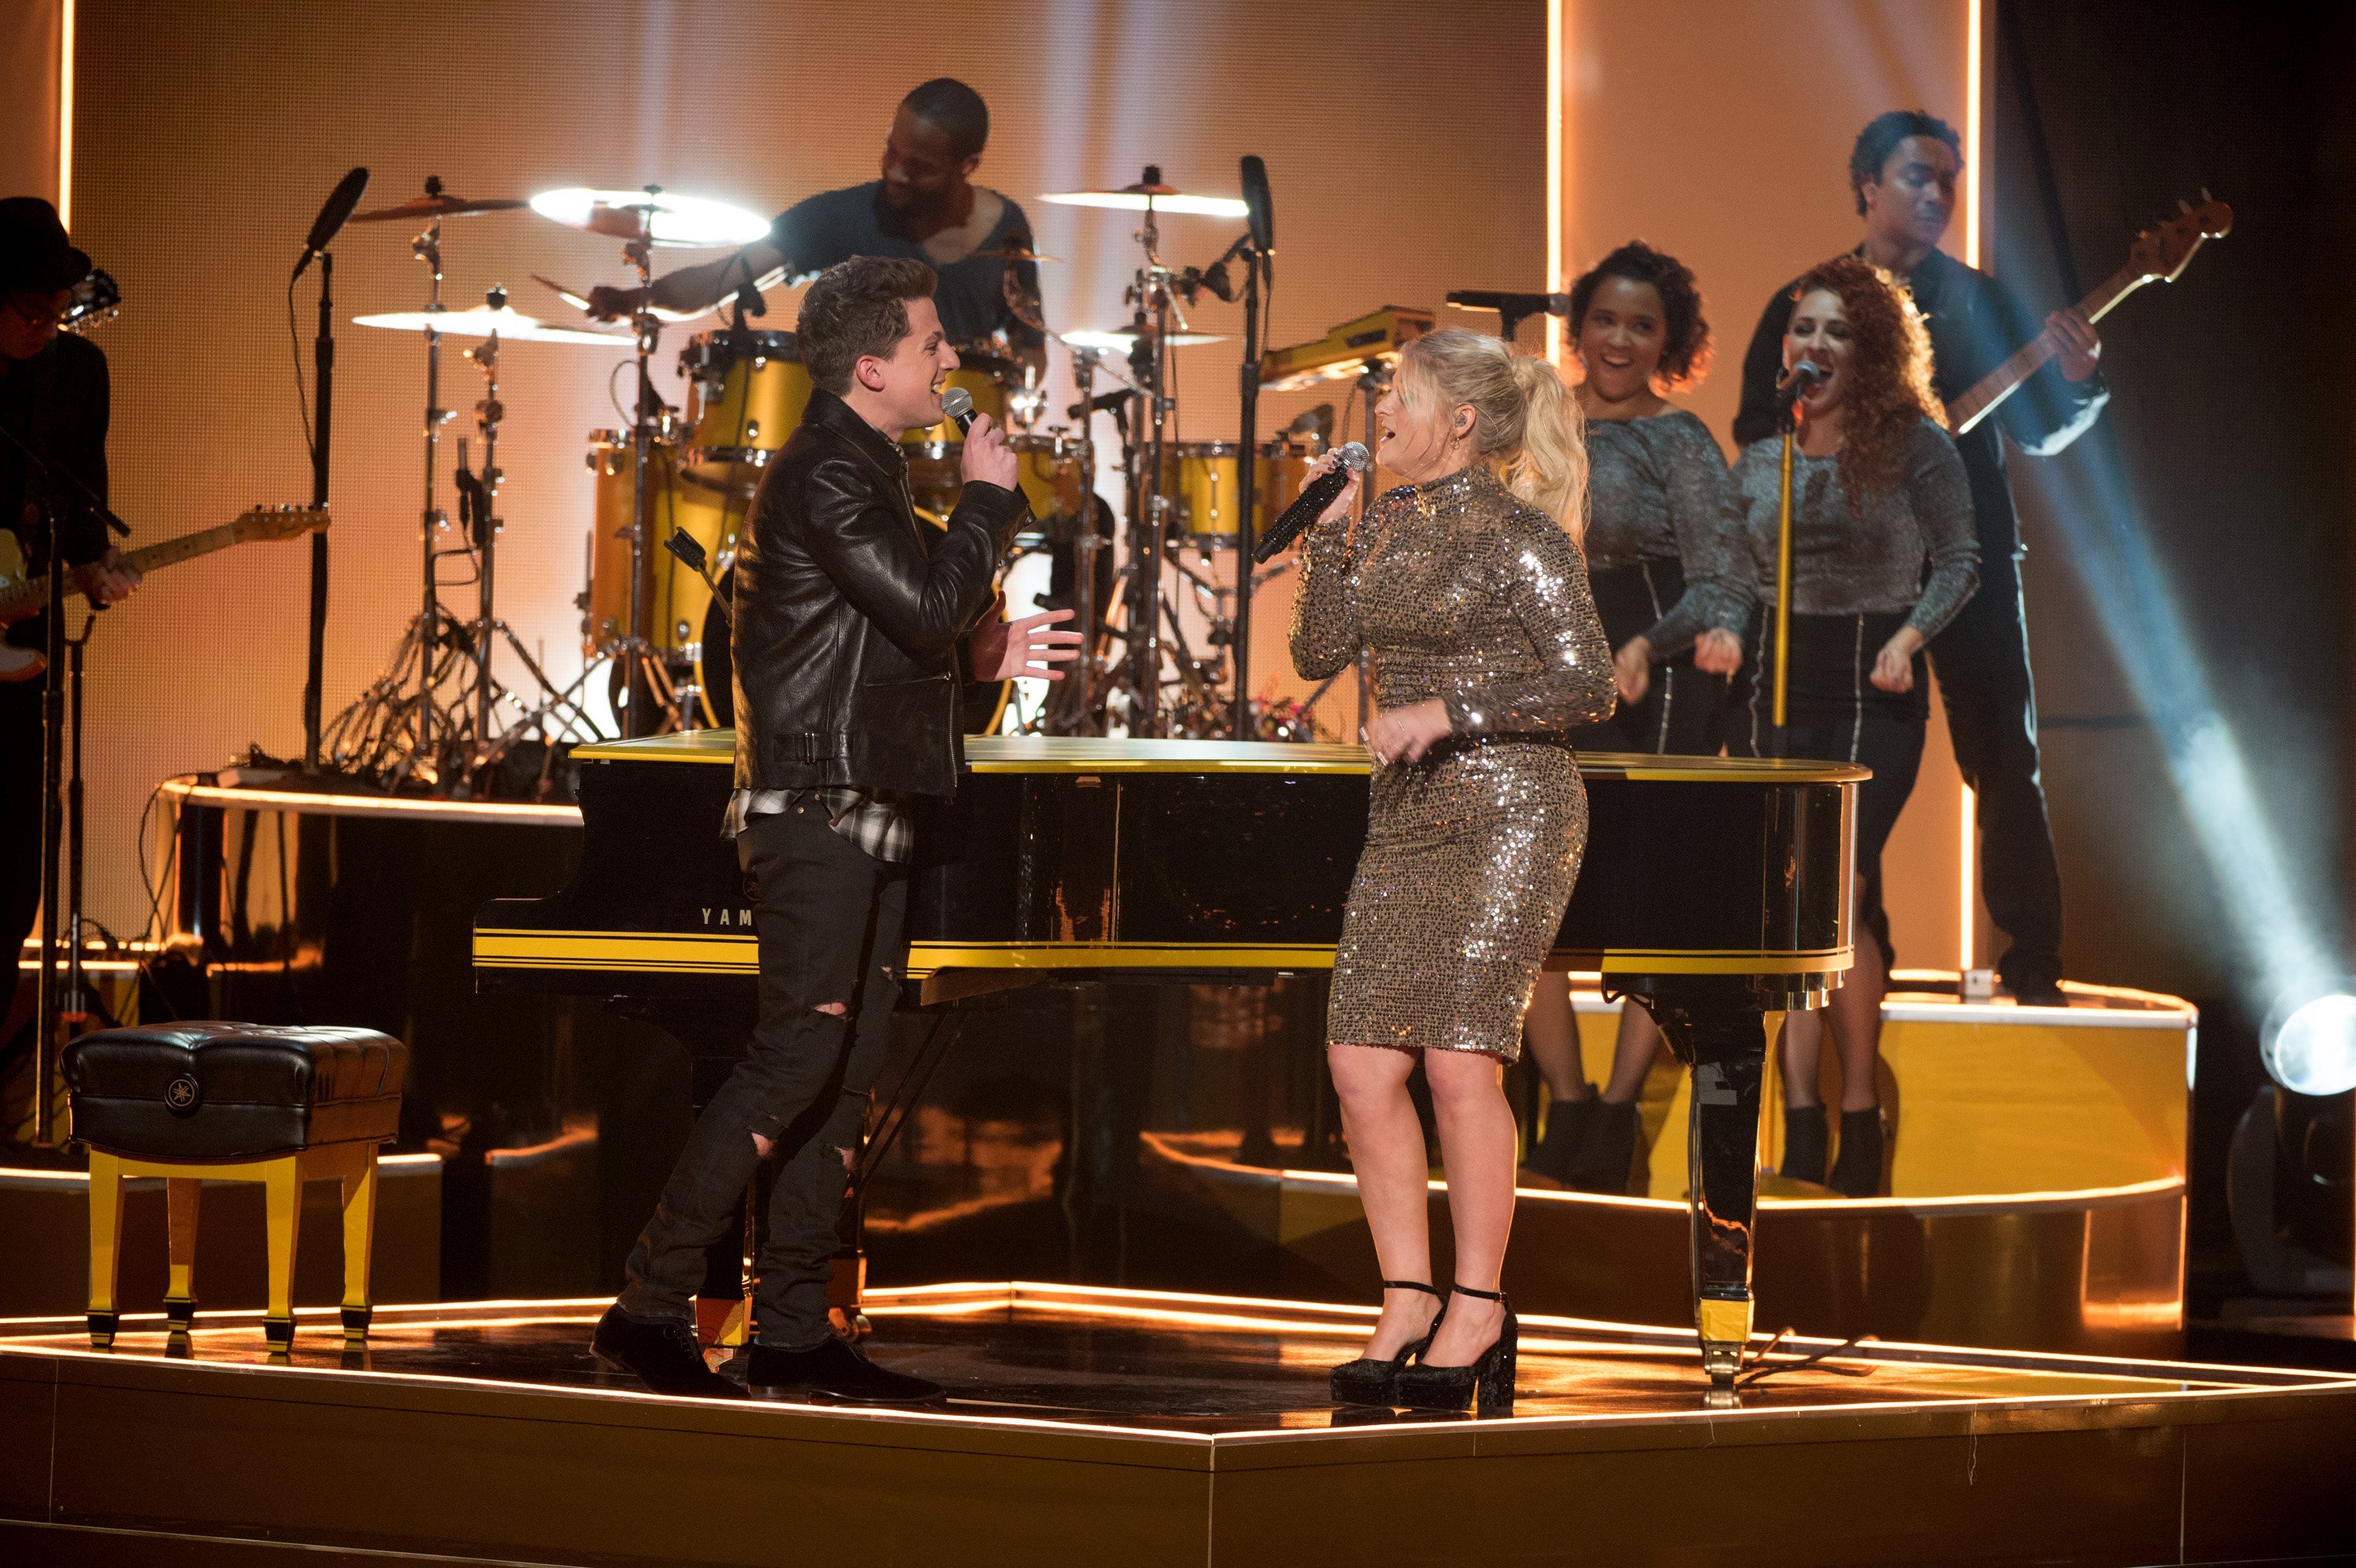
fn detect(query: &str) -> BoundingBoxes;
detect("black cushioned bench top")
[64,1023,408,1160]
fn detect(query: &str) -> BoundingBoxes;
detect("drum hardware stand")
[414,181,455,768]
[1048,345,1110,733]
[616,188,684,739]
[445,304,608,791]
[1121,169,1187,737]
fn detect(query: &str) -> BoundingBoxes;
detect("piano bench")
[60,1023,408,1354]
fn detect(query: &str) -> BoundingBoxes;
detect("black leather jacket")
[731,388,1025,799]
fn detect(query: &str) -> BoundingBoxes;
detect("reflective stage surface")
[5,1286,2354,1566]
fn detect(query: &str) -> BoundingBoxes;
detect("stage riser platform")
[1,1290,2350,1568]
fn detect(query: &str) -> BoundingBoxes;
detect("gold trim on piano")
[472,929,1852,978]
[566,732,1872,784]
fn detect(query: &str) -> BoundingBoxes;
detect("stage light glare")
[2260,985,2356,1098]
[526,188,769,248]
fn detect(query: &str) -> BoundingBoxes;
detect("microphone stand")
[1772,395,1798,734]
[1230,235,1265,741]
[31,484,67,1146]
[302,247,336,771]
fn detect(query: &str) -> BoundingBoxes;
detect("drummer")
[587,78,1045,376]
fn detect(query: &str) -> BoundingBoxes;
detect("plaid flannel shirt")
[724,787,913,864]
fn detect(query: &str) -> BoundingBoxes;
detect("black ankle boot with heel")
[1524,1086,1597,1182]
[1781,1102,1829,1185]
[1329,1281,1444,1406]
[1394,1285,1516,1414]
[1831,1106,1886,1197]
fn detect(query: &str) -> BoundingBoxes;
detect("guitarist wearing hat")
[0,196,137,1066]
[1734,111,2106,1011]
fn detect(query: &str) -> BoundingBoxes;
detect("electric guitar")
[0,504,329,680]
[1946,195,2233,436]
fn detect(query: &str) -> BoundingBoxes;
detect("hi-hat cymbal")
[1041,188,1249,218]
[529,187,770,248]
[352,304,627,346]
[349,194,531,224]
[1061,328,1228,351]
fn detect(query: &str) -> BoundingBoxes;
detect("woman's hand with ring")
[1364,698,1452,768]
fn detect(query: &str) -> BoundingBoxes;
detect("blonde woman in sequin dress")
[1291,329,1615,1413]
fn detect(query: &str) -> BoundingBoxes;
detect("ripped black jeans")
[617,803,908,1348]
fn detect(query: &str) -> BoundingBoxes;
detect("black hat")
[0,197,93,294]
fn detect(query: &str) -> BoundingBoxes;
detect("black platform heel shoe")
[1394,1285,1516,1415]
[1524,1086,1597,1182]
[1330,1281,1444,1406]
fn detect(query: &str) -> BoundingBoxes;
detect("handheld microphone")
[941,386,978,436]
[292,167,371,280]
[1253,441,1370,563]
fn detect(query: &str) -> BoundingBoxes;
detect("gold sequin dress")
[1292,465,1615,1061]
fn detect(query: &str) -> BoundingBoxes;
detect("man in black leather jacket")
[1733,111,2106,1005]
[594,256,1075,1402]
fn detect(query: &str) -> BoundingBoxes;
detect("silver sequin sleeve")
[1443,499,1618,739]
[1288,505,1367,682]
[1583,411,1749,658]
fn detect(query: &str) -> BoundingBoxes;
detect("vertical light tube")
[57,0,75,227]
[1963,0,1982,268]
[1546,0,1565,363]
[1958,0,1985,974]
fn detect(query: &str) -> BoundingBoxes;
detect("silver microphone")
[940,385,977,435]
[1253,441,1371,563]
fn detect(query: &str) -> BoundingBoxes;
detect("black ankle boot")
[1394,1285,1516,1415]
[591,1304,744,1399]
[1564,1098,1641,1193]
[1831,1107,1886,1197]
[1781,1104,1829,1184]
[748,1336,945,1405]
[1525,1087,1597,1181]
[1330,1281,1444,1406]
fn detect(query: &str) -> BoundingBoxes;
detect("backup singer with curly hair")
[1523,241,1747,1194]
[1723,257,1978,1197]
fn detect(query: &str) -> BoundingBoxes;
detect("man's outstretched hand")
[970,597,1084,682]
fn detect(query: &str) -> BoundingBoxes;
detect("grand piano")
[474,731,1859,1396]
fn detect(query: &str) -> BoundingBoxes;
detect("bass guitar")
[1947,196,2232,436]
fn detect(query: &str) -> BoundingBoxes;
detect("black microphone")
[1773,358,1828,415]
[941,385,979,436]
[1253,441,1370,563]
[1240,154,1273,288]
[292,167,370,280]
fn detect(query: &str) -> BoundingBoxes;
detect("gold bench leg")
[339,1153,378,1345]
[263,1155,301,1356]
[86,1150,124,1348]
[164,1176,202,1339]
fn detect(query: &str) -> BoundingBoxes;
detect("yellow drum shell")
[1163,440,1316,543]
[680,330,810,482]
[583,433,745,660]
[1011,431,1088,521]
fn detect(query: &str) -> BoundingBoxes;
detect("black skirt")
[1565,556,1726,756]
[1728,609,1927,962]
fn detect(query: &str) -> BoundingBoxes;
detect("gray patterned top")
[1726,416,1980,638]
[1581,408,1749,656]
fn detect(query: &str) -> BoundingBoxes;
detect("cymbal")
[349,194,530,224]
[352,304,627,346]
[1061,329,1228,351]
[529,187,770,248]
[971,243,1062,263]
[1040,188,1249,219]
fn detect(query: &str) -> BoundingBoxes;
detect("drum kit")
[320,157,1353,790]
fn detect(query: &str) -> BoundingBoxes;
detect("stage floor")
[0,1288,2277,1431]
[5,1285,2356,1566]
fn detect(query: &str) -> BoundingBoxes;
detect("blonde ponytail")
[1400,329,1590,546]
[1505,353,1587,546]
